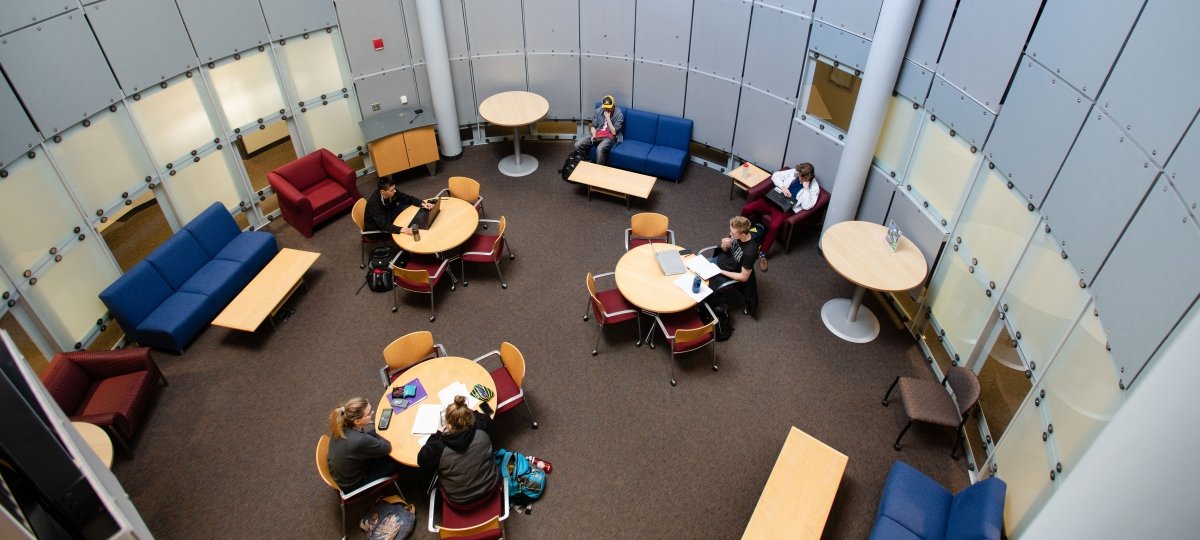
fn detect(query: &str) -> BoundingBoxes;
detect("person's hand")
[720,237,732,250]
[401,226,413,235]
[421,201,434,210]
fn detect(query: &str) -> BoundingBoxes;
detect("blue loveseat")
[99,203,278,353]
[591,104,692,182]
[870,461,1006,540]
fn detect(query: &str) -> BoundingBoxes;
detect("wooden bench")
[742,427,848,540]
[212,248,320,332]
[569,161,656,209]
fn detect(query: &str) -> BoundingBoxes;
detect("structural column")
[415,0,462,157]
[822,0,921,231]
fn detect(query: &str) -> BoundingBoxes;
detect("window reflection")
[803,57,861,134]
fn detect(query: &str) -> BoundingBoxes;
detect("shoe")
[757,255,768,272]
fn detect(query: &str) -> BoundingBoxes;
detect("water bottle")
[692,274,701,293]
[412,225,420,242]
[741,162,749,179]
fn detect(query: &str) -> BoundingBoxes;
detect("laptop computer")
[652,243,687,276]
[408,197,442,229]
[765,188,796,211]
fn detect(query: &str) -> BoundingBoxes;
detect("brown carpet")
[111,140,968,539]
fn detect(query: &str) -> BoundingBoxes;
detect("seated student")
[573,95,624,165]
[708,216,758,291]
[739,163,821,271]
[327,397,396,492]
[417,396,498,505]
[364,176,433,236]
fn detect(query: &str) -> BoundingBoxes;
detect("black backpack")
[559,147,587,181]
[701,302,734,342]
[365,247,395,293]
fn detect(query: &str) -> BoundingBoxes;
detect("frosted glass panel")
[1002,227,1089,367]
[160,149,244,222]
[296,100,364,156]
[278,31,345,100]
[958,169,1035,282]
[129,78,218,167]
[1042,307,1124,468]
[874,95,921,177]
[49,105,156,216]
[927,254,994,358]
[993,400,1054,535]
[907,120,979,223]
[0,153,84,273]
[208,50,286,129]
[22,237,118,349]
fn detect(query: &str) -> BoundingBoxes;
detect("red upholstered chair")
[427,480,508,539]
[459,216,515,289]
[652,306,718,387]
[584,271,642,356]
[746,178,831,253]
[39,347,167,456]
[473,342,537,429]
[267,148,360,238]
[392,255,457,322]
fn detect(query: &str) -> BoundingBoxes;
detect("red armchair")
[746,178,831,253]
[267,148,360,238]
[40,348,167,456]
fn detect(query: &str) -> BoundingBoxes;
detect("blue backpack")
[495,448,546,504]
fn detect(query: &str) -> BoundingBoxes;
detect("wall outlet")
[371,102,381,111]
[400,95,408,105]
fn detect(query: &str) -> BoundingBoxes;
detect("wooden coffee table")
[392,197,480,255]
[569,161,656,209]
[727,161,770,199]
[212,248,320,332]
[742,427,848,540]
[479,91,549,177]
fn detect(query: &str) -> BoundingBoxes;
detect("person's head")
[377,177,397,198]
[601,95,615,111]
[444,395,475,432]
[729,216,751,239]
[794,163,815,182]
[329,397,372,439]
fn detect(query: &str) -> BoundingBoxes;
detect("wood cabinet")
[369,125,438,177]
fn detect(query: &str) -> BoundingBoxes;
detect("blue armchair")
[870,461,1006,540]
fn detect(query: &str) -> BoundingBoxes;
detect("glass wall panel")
[0,152,85,273]
[958,169,1034,283]
[1002,227,1090,368]
[296,100,365,156]
[801,57,862,135]
[927,255,994,360]
[277,31,345,101]
[1042,307,1125,468]
[129,78,218,167]
[874,95,921,178]
[906,120,979,224]
[21,236,119,350]
[1,311,47,374]
[208,50,286,129]
[978,326,1031,447]
[47,105,156,216]
[991,398,1054,535]
[97,190,172,271]
[160,149,245,222]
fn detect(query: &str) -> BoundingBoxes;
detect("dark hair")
[377,176,396,192]
[795,163,815,181]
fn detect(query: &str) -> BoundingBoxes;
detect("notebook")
[652,243,687,276]
[408,197,442,229]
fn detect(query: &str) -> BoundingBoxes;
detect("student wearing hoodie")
[418,396,499,505]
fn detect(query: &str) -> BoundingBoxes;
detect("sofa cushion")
[623,109,659,144]
[79,370,156,421]
[179,259,250,311]
[145,232,210,290]
[945,477,1007,540]
[303,180,352,217]
[868,515,923,540]
[610,140,653,172]
[214,231,278,281]
[655,115,693,151]
[273,151,327,191]
[876,461,951,540]
[40,357,91,415]
[644,145,688,180]
[183,203,241,258]
[136,292,216,352]
[99,261,174,333]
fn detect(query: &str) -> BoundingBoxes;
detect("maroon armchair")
[267,148,360,238]
[747,177,831,253]
[40,347,167,456]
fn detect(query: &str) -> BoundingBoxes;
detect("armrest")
[747,178,774,201]
[319,149,358,196]
[434,343,448,357]
[697,245,718,259]
[268,173,313,217]
[653,314,673,340]
[472,349,500,364]
[68,348,155,378]
[435,188,450,199]
[72,412,130,439]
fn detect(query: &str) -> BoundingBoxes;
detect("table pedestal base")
[821,286,880,343]
[498,154,538,176]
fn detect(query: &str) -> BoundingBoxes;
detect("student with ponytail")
[417,395,498,505]
[327,397,396,492]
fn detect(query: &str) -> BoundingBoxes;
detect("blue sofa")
[870,461,1006,540]
[99,203,278,353]
[591,104,692,182]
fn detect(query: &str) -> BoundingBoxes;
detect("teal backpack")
[495,448,546,504]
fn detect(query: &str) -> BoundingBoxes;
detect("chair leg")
[882,376,901,406]
[583,299,591,321]
[494,260,507,289]
[522,396,538,429]
[460,258,469,287]
[339,499,348,540]
[894,420,914,451]
[391,285,399,313]
[951,428,964,459]
[784,222,795,254]
[669,349,677,386]
[711,343,719,372]
[592,324,603,356]
[107,426,134,458]
[635,314,642,347]
[428,292,436,323]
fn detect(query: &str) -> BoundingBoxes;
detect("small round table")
[375,356,496,466]
[615,243,704,315]
[71,421,114,468]
[392,198,480,255]
[820,221,927,343]
[478,91,549,177]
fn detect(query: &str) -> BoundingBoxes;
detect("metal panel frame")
[925,75,995,148]
[523,0,579,53]
[732,87,794,170]
[581,55,633,118]
[335,0,413,78]
[895,58,933,106]
[464,0,525,55]
[783,119,844,192]
[258,0,337,40]
[859,166,897,224]
[904,0,954,71]
[812,0,881,40]
[1025,0,1141,100]
[527,54,581,119]
[743,5,809,100]
[0,1,76,36]
[471,54,528,108]
[634,0,693,66]
[0,80,41,168]
[1164,117,1200,212]
[84,0,196,93]
[175,0,270,62]
[807,20,870,75]
[354,68,420,119]
[580,0,635,57]
[633,61,688,118]
[687,0,752,80]
[936,0,1040,113]
[684,71,741,150]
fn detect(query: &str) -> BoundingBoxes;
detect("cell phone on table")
[378,408,393,430]
[678,248,693,256]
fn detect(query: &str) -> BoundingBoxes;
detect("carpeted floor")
[111,140,968,539]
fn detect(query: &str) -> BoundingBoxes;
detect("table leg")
[820,285,880,343]
[497,126,539,177]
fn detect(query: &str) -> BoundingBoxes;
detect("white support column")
[415,0,463,157]
[822,0,921,231]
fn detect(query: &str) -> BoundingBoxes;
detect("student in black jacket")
[364,176,432,235]
[418,396,498,505]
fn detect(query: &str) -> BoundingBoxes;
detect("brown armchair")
[747,177,831,253]
[39,347,167,456]
[267,148,360,238]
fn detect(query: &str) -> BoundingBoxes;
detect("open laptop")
[652,242,687,276]
[408,197,442,229]
[765,188,796,211]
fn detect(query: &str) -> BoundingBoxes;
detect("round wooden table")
[375,356,496,466]
[478,91,549,177]
[615,243,705,314]
[392,197,479,255]
[71,421,114,468]
[820,221,927,343]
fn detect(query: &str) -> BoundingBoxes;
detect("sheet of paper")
[672,273,713,302]
[685,256,721,279]
[411,403,446,435]
[436,380,480,409]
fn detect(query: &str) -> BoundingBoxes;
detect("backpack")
[559,147,587,182]
[703,302,734,342]
[495,448,546,505]
[366,246,395,292]
[358,494,416,540]
[748,222,767,248]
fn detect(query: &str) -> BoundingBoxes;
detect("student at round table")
[327,397,397,492]
[418,396,498,505]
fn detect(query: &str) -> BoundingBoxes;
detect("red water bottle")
[525,455,552,473]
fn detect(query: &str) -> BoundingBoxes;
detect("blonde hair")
[444,396,475,432]
[329,397,369,440]
[729,216,751,234]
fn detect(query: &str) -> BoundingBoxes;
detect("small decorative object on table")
[886,220,902,253]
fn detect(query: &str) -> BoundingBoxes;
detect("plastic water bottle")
[741,162,749,179]
[692,275,701,293]
[412,225,420,242]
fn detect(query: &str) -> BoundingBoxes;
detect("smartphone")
[378,408,393,430]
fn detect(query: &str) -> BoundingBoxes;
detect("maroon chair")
[459,216,515,289]
[746,179,831,253]
[651,306,718,386]
[267,148,360,238]
[39,348,167,456]
[392,255,458,322]
[427,480,508,538]
[472,342,538,429]
[584,271,642,356]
